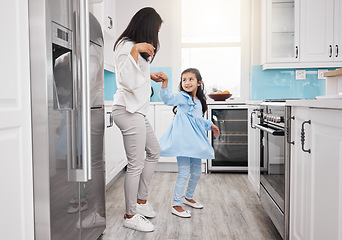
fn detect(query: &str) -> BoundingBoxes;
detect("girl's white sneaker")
[123,214,154,232]
[171,207,191,218]
[183,197,203,209]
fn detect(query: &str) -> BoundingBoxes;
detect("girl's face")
[181,72,201,98]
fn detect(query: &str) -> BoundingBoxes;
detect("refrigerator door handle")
[79,0,91,181]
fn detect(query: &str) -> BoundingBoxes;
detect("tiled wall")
[104,67,172,102]
[250,66,334,100]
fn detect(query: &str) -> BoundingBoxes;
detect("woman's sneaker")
[136,202,156,218]
[123,214,154,232]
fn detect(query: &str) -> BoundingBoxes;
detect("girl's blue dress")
[159,88,215,159]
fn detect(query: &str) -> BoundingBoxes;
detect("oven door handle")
[255,123,284,136]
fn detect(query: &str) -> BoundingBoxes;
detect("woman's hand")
[211,124,220,137]
[151,72,169,89]
[150,72,163,82]
[130,43,155,63]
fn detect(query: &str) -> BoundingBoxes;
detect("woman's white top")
[113,40,151,116]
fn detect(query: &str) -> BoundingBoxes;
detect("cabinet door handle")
[295,46,299,58]
[336,45,339,58]
[250,111,256,129]
[107,111,113,128]
[108,16,113,29]
[329,45,333,57]
[301,120,311,153]
[286,116,295,145]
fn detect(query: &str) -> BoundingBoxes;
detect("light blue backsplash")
[104,70,116,101]
[250,66,335,100]
[104,67,172,102]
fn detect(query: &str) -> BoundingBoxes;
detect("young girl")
[112,7,164,232]
[158,68,220,217]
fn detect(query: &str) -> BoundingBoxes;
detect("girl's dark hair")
[114,7,162,62]
[172,68,208,115]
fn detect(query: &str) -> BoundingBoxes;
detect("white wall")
[114,0,181,90]
[251,0,262,66]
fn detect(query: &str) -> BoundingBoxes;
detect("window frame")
[180,0,251,100]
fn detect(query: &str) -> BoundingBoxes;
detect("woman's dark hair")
[173,68,208,115]
[114,7,162,62]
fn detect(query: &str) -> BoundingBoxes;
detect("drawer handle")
[286,116,295,145]
[329,45,333,58]
[250,111,256,129]
[301,120,311,153]
[107,111,113,128]
[336,45,339,58]
[108,16,113,29]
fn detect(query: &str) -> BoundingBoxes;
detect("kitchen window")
[181,0,250,99]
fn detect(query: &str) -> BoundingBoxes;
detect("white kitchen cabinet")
[154,104,177,165]
[262,0,342,69]
[104,104,127,186]
[262,0,299,66]
[289,106,342,240]
[89,0,116,72]
[247,105,261,195]
[299,0,342,63]
[2,0,34,238]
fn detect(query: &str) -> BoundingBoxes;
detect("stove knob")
[274,116,281,123]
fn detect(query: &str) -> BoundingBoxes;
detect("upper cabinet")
[262,0,342,69]
[89,0,116,72]
[262,0,299,65]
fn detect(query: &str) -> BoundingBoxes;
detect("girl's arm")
[200,119,220,136]
[211,124,220,137]
[159,86,183,106]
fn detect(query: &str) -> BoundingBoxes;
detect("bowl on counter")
[208,93,232,101]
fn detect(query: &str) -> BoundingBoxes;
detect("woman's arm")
[130,43,155,63]
[115,41,149,91]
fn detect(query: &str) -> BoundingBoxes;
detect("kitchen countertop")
[286,98,342,110]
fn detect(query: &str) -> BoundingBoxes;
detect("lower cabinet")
[247,105,261,195]
[151,104,178,172]
[104,104,127,187]
[289,106,342,240]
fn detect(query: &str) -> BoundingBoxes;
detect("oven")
[255,101,290,240]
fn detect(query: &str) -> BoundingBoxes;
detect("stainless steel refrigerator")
[29,0,106,239]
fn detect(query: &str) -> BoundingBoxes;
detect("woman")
[112,7,164,232]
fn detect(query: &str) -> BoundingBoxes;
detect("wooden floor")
[103,172,282,240]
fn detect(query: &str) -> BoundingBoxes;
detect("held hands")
[151,72,168,89]
[211,124,220,137]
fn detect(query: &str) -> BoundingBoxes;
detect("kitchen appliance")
[207,104,248,172]
[29,0,106,239]
[255,100,289,239]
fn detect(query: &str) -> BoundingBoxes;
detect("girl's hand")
[211,124,220,137]
[150,72,164,82]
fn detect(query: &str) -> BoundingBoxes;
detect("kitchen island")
[285,98,342,240]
